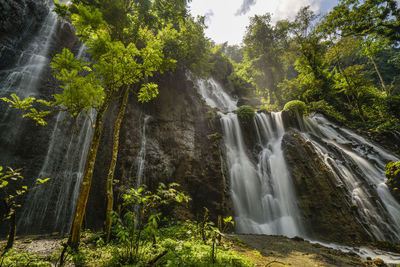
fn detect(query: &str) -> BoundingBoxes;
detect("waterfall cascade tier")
[221,112,304,236]
[134,114,151,188]
[194,75,400,243]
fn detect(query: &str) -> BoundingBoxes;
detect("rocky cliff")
[86,70,231,230]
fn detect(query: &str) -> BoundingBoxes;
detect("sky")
[189,0,339,45]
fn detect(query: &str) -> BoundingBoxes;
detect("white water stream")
[194,76,303,236]
[300,114,400,242]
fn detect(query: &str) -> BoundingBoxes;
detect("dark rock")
[0,0,48,68]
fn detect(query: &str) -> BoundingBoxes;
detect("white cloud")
[189,0,334,45]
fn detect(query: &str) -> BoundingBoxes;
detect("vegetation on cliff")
[386,161,400,201]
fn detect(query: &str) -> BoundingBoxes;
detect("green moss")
[385,161,400,201]
[1,250,53,266]
[385,161,400,179]
[372,257,385,266]
[235,105,255,124]
[283,100,307,116]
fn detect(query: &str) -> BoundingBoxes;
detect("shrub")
[308,100,345,122]
[283,100,307,116]
[235,105,255,124]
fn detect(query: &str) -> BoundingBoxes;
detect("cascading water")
[192,76,237,112]
[194,75,400,245]
[194,76,303,236]
[0,0,96,233]
[221,112,303,236]
[0,3,60,151]
[299,114,400,242]
[18,42,95,234]
[19,109,95,234]
[134,114,151,188]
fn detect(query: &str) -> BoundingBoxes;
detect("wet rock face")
[0,0,48,68]
[86,70,230,230]
[281,130,371,244]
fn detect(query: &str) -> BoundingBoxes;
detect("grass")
[0,221,254,266]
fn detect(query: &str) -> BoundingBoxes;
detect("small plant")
[308,100,346,122]
[0,166,49,250]
[112,183,191,265]
[196,208,235,263]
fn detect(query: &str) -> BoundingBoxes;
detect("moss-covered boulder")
[385,161,400,202]
[283,100,307,117]
[235,105,255,124]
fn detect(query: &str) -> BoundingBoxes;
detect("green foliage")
[235,105,255,123]
[53,0,69,18]
[385,161,400,188]
[112,183,190,265]
[0,166,50,215]
[308,100,346,122]
[321,0,400,42]
[138,83,159,103]
[284,100,307,116]
[0,250,52,266]
[0,94,52,126]
[242,13,290,105]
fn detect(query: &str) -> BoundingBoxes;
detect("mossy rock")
[283,100,307,117]
[235,105,255,124]
[385,161,400,201]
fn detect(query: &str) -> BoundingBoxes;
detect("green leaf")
[0,180,8,188]
[36,178,50,184]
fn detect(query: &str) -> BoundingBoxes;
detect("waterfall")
[193,76,304,236]
[0,3,60,150]
[19,109,95,234]
[194,75,400,244]
[221,112,303,236]
[300,114,400,242]
[18,42,95,234]
[0,1,93,234]
[192,76,237,112]
[135,115,151,188]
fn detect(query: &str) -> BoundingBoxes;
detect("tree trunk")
[68,90,113,250]
[5,208,15,250]
[105,86,130,243]
[370,56,387,95]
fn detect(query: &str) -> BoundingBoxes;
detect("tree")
[243,14,288,105]
[279,7,334,104]
[322,0,400,42]
[358,34,391,94]
[51,2,179,250]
